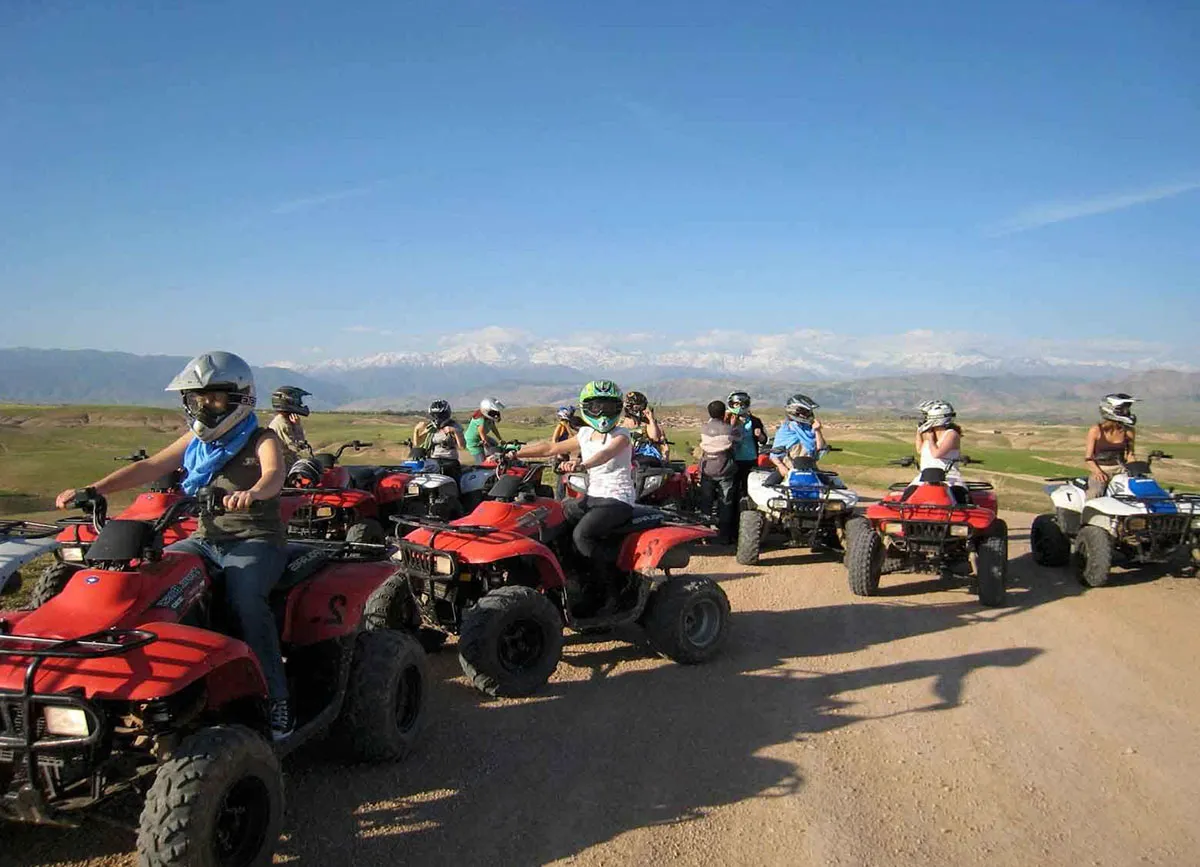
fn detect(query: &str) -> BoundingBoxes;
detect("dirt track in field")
[4,509,1199,866]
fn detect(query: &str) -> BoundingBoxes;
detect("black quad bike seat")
[605,505,666,536]
[273,544,331,596]
[346,465,385,491]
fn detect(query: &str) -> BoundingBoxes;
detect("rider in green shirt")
[465,397,505,462]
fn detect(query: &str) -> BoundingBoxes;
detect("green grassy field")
[3,403,1198,609]
[3,403,1198,518]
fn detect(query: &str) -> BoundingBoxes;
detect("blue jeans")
[167,536,289,701]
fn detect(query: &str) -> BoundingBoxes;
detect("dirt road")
[4,509,1199,866]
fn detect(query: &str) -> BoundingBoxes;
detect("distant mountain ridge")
[0,348,349,408]
[2,347,1197,423]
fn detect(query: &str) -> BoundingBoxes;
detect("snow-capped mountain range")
[273,327,1197,381]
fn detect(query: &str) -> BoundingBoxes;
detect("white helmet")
[785,393,819,422]
[165,351,256,442]
[1099,393,1138,427]
[917,399,956,433]
[480,397,505,422]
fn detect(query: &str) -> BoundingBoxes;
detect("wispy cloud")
[342,325,394,336]
[271,182,381,216]
[989,179,1200,236]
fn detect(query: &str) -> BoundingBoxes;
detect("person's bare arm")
[452,424,467,450]
[645,410,663,443]
[812,419,828,452]
[225,434,285,511]
[1125,429,1136,461]
[1084,425,1107,480]
[55,433,191,508]
[516,439,579,459]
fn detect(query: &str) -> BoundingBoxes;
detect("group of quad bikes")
[0,440,729,866]
[2,436,1197,866]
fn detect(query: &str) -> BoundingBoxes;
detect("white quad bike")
[736,448,860,566]
[1031,450,1200,586]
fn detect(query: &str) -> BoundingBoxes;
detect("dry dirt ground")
[3,509,1199,866]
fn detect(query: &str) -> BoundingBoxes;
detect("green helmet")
[578,380,624,434]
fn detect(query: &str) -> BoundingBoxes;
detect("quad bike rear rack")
[0,628,156,823]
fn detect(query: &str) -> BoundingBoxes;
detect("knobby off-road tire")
[975,519,1008,608]
[458,585,564,697]
[345,518,385,546]
[1030,514,1070,568]
[736,511,765,565]
[28,562,79,609]
[364,578,448,652]
[643,577,731,664]
[845,519,883,596]
[332,629,428,762]
[138,725,283,867]
[1075,525,1113,588]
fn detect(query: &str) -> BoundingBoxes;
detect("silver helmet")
[1099,393,1138,427]
[917,399,956,433]
[165,351,256,442]
[480,396,505,422]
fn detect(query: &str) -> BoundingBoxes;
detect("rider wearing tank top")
[577,426,636,504]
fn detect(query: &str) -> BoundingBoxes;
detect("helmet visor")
[582,397,623,419]
[182,389,234,427]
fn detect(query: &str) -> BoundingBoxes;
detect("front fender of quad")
[617,525,715,574]
[310,489,378,517]
[0,621,266,705]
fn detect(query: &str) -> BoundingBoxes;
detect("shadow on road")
[4,554,1074,866]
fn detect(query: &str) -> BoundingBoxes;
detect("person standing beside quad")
[770,394,827,476]
[269,385,313,469]
[414,399,467,483]
[465,396,505,463]
[54,351,295,738]
[697,400,743,545]
[1085,393,1138,498]
[726,390,768,500]
[516,381,637,614]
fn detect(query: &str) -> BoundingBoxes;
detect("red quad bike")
[843,457,1009,607]
[0,488,428,865]
[391,458,731,697]
[39,451,188,609]
[284,439,392,545]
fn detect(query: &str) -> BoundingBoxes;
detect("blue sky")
[1,0,1197,365]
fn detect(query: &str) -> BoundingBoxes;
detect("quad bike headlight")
[315,506,335,518]
[432,553,455,576]
[642,474,664,495]
[768,497,790,511]
[882,522,904,535]
[948,524,971,538]
[60,546,85,563]
[567,474,588,493]
[1124,516,1148,533]
[43,706,90,737]
[407,482,421,496]
[824,501,844,512]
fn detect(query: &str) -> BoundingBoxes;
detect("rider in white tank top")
[916,436,963,484]
[577,426,636,504]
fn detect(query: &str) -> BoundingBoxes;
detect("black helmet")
[429,399,452,427]
[286,456,323,488]
[271,385,311,417]
[785,393,819,422]
[624,390,648,417]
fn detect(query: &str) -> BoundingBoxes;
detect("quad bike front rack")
[0,628,157,823]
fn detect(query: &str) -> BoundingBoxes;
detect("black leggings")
[563,496,633,563]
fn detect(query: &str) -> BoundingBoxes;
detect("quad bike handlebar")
[889,454,979,468]
[330,440,372,460]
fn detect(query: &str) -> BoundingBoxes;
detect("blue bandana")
[181,414,259,495]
